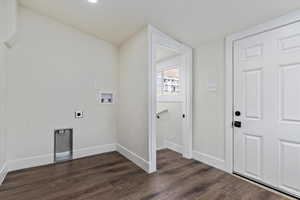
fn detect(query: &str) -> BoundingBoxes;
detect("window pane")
[157,72,163,96]
[162,68,180,95]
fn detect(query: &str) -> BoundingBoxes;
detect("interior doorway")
[148,26,193,173]
[155,46,184,154]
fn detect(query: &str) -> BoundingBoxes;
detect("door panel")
[278,34,300,52]
[234,21,300,197]
[244,69,262,120]
[279,140,300,194]
[279,64,300,123]
[244,134,263,179]
[244,44,263,58]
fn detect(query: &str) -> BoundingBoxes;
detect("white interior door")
[233,21,300,197]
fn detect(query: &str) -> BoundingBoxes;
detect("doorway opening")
[148,26,193,173]
[155,46,184,155]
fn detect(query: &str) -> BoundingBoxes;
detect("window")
[157,67,180,96]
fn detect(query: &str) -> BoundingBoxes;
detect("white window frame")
[156,55,185,102]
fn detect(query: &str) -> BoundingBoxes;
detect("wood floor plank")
[0,150,290,200]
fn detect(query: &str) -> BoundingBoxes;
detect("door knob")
[233,121,242,128]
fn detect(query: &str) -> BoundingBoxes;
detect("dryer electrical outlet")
[75,111,83,118]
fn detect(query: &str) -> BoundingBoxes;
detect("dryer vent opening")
[54,129,73,163]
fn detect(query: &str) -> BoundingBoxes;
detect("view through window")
[157,67,180,96]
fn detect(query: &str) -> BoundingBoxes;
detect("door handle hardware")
[233,121,242,128]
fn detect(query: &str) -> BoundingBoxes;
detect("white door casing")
[233,21,300,197]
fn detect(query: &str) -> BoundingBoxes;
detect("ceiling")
[19,0,300,47]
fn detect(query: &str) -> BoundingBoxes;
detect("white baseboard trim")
[7,143,117,172]
[192,150,226,171]
[165,140,183,154]
[73,143,116,159]
[0,163,8,185]
[156,146,166,151]
[116,144,149,173]
[8,154,53,172]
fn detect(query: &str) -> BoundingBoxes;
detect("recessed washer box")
[98,92,114,104]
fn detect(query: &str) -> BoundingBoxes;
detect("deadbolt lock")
[233,121,242,128]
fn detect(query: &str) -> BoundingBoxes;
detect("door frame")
[225,10,300,173]
[148,25,193,173]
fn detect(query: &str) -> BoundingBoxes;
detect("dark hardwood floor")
[0,149,289,200]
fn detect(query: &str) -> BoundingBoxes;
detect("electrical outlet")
[75,111,83,118]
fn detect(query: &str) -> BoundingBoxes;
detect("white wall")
[118,28,149,170]
[0,44,8,184]
[0,0,17,43]
[6,7,119,171]
[0,0,16,184]
[193,40,225,169]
